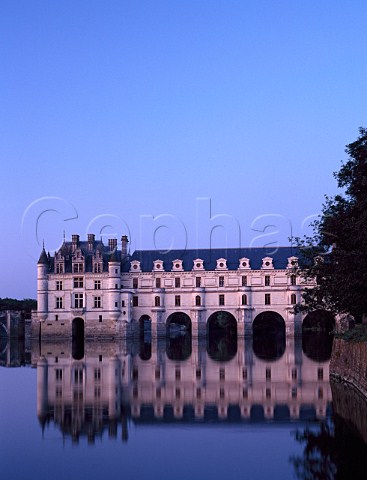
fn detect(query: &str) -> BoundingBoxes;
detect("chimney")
[108,238,117,251]
[121,235,129,255]
[88,233,95,251]
[71,234,80,251]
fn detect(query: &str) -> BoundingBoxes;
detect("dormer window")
[153,260,164,271]
[216,258,228,270]
[239,257,251,270]
[172,259,183,271]
[261,257,274,269]
[130,260,141,272]
[287,256,299,269]
[73,263,84,273]
[193,259,204,270]
[55,262,64,274]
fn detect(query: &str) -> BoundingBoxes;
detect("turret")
[108,248,121,320]
[37,248,49,319]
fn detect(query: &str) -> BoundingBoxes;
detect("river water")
[1,332,367,480]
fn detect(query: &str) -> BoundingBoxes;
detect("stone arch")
[302,310,335,362]
[166,312,192,361]
[72,318,84,360]
[207,311,237,362]
[252,311,286,361]
[139,315,152,360]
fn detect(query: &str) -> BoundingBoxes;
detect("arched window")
[195,295,201,306]
[290,294,296,305]
[155,296,160,307]
[242,294,247,305]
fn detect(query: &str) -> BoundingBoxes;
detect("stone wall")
[330,338,367,398]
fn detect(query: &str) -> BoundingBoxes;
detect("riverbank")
[330,334,367,399]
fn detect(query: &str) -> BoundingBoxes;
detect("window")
[292,387,297,399]
[195,295,201,306]
[220,388,225,399]
[219,294,225,306]
[133,296,138,307]
[291,293,297,305]
[219,368,225,380]
[73,262,84,273]
[292,368,297,380]
[175,388,180,399]
[175,295,181,307]
[94,262,102,273]
[56,281,63,291]
[154,296,160,307]
[318,388,323,399]
[265,293,271,305]
[73,277,83,288]
[242,276,247,286]
[115,283,118,289]
[219,276,224,287]
[155,368,160,380]
[242,294,247,305]
[196,368,201,380]
[94,296,101,308]
[99,315,102,322]
[175,277,180,288]
[266,368,271,380]
[121,300,125,307]
[196,388,201,399]
[55,369,63,381]
[266,388,271,399]
[196,276,201,287]
[156,387,161,399]
[133,278,138,289]
[156,277,161,288]
[265,275,270,286]
[317,368,324,380]
[175,368,181,380]
[94,280,101,290]
[55,297,63,309]
[94,368,101,381]
[55,263,64,274]
[291,275,297,286]
[74,293,83,308]
[242,368,247,380]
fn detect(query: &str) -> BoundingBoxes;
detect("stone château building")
[32,234,309,339]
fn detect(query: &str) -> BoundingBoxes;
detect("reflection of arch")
[72,318,84,360]
[207,311,237,362]
[166,312,192,361]
[252,311,286,361]
[302,310,335,362]
[139,315,152,360]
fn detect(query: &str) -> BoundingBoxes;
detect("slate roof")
[123,246,300,272]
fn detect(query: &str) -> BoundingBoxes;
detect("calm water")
[1,332,367,480]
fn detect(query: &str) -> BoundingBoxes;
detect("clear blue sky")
[1,0,366,298]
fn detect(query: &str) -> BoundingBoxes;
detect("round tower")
[37,248,49,320]
[108,247,121,320]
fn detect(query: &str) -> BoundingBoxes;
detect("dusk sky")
[1,0,366,298]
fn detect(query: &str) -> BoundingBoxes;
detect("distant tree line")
[0,298,37,314]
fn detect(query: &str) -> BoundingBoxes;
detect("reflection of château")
[32,233,328,340]
[34,335,331,443]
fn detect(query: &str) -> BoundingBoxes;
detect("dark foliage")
[0,297,37,313]
[294,128,367,320]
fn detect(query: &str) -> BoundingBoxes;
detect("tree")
[295,128,367,321]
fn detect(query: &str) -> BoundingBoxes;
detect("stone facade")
[32,234,313,339]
